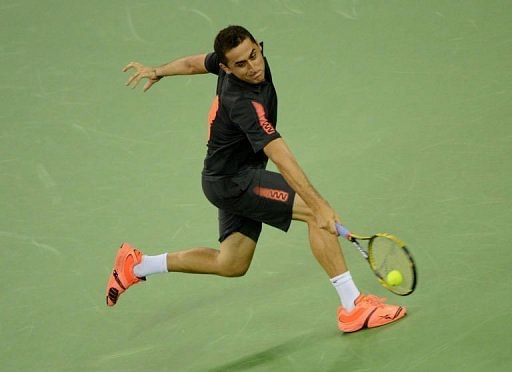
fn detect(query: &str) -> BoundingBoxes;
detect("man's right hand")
[122,62,161,92]
[313,201,341,236]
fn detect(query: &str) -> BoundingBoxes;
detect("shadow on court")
[208,331,333,371]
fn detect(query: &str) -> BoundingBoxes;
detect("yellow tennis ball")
[386,270,403,286]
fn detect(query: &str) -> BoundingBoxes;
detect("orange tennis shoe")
[105,243,145,307]
[337,294,406,333]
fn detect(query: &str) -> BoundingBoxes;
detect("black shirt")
[202,45,281,178]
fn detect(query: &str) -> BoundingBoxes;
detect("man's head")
[214,25,265,84]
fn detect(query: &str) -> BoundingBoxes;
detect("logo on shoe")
[379,314,394,320]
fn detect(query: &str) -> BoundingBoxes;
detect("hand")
[314,201,341,235]
[122,62,161,92]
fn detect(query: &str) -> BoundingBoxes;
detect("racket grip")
[335,223,352,239]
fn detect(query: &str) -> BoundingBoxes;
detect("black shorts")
[202,168,296,243]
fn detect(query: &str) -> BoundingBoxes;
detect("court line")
[183,7,214,26]
[407,310,510,370]
[71,124,157,144]
[96,345,156,363]
[0,231,62,256]
[125,7,149,44]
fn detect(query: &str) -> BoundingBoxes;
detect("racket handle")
[335,223,352,239]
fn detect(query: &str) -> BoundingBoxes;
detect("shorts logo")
[251,101,276,135]
[253,186,289,202]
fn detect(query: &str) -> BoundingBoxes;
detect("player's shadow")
[208,331,331,371]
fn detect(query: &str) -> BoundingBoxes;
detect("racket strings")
[370,236,415,295]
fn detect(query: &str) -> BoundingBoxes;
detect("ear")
[219,63,231,74]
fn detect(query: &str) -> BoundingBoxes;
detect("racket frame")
[336,223,417,296]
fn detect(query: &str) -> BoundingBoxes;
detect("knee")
[299,210,318,228]
[217,261,250,277]
[292,195,316,225]
[216,234,255,277]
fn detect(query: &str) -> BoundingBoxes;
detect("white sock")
[133,253,168,278]
[330,271,361,312]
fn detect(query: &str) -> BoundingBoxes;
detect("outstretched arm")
[123,53,208,92]
[264,138,340,235]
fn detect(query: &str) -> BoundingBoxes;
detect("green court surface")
[1,1,511,371]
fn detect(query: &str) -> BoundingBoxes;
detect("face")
[221,38,265,84]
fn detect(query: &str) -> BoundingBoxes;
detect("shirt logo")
[207,95,219,141]
[251,101,276,135]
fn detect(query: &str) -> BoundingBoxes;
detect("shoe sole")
[106,243,142,306]
[339,306,406,333]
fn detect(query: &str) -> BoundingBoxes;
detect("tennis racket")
[335,223,417,296]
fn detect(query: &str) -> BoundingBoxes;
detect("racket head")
[368,233,417,296]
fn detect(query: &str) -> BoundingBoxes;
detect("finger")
[130,75,142,89]
[330,221,338,235]
[321,220,336,235]
[126,73,140,87]
[334,223,340,236]
[318,222,330,232]
[122,62,140,72]
[143,80,153,92]
[122,62,135,72]
[326,225,337,235]
[125,75,135,86]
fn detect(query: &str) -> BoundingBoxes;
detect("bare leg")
[292,195,348,277]
[166,232,257,277]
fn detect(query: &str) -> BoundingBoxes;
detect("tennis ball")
[386,270,403,286]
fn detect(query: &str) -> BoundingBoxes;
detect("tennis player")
[106,25,406,332]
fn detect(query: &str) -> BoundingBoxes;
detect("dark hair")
[214,25,257,65]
